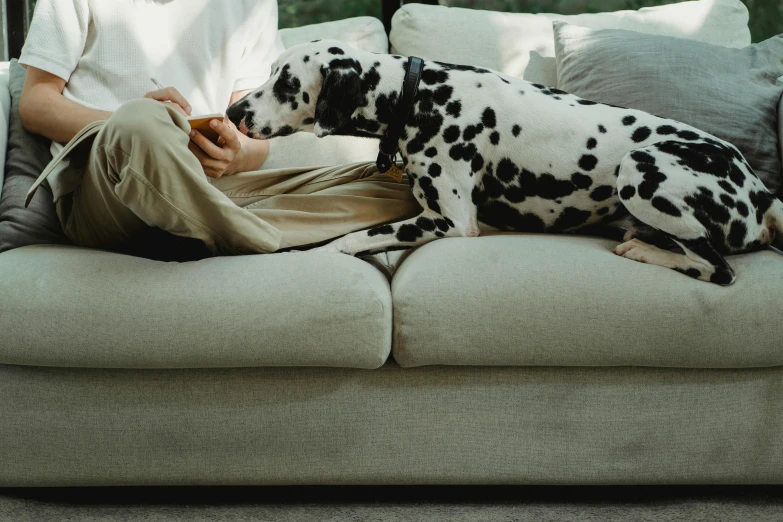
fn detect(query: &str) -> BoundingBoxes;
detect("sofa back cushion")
[554,24,783,193]
[259,17,388,171]
[390,0,751,87]
[0,60,70,254]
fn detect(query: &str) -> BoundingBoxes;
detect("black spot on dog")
[656,140,736,180]
[360,67,381,95]
[652,196,681,216]
[489,131,500,145]
[273,64,302,104]
[590,185,614,201]
[303,118,314,125]
[422,69,449,85]
[622,115,636,126]
[416,217,437,232]
[620,185,636,200]
[728,220,747,248]
[579,155,598,171]
[434,61,491,74]
[536,174,576,200]
[512,125,522,137]
[554,207,592,230]
[477,199,545,232]
[433,85,453,105]
[450,142,477,162]
[718,180,737,194]
[598,125,607,134]
[471,153,485,172]
[418,176,441,214]
[443,125,460,143]
[302,92,310,104]
[578,99,598,105]
[368,224,394,236]
[496,158,519,183]
[433,218,451,232]
[677,130,700,141]
[291,101,299,111]
[571,172,592,189]
[328,47,344,55]
[374,92,399,124]
[428,163,442,177]
[586,138,597,149]
[261,126,271,135]
[685,191,731,225]
[425,147,438,158]
[736,201,749,217]
[446,101,462,118]
[481,108,497,128]
[597,207,610,216]
[631,150,655,164]
[631,127,651,143]
[720,194,735,208]
[657,125,677,135]
[397,224,423,242]
[303,55,310,63]
[749,190,774,225]
[463,124,483,141]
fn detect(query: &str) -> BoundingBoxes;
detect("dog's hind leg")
[613,143,738,285]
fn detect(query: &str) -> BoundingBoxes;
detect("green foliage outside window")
[26,0,783,43]
[277,0,781,43]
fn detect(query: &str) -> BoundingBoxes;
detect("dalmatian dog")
[226,39,783,285]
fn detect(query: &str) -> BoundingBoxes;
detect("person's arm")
[226,89,270,173]
[18,66,112,143]
[187,89,271,178]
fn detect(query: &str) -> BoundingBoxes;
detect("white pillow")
[390,0,751,88]
[260,17,388,171]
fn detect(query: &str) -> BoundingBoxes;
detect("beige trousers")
[56,98,420,255]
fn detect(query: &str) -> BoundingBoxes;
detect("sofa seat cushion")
[391,234,783,368]
[0,245,392,369]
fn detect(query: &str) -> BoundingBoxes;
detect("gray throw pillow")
[0,59,69,253]
[554,23,783,194]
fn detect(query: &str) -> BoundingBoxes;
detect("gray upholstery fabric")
[2,361,782,486]
[0,245,392,369]
[0,60,69,253]
[391,234,783,368]
[554,24,783,193]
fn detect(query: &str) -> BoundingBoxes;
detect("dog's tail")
[770,190,783,251]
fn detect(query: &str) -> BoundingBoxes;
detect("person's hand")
[188,118,243,178]
[143,86,192,116]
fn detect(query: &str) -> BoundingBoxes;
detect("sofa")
[1,0,783,486]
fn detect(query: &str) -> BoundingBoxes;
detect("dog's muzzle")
[226,103,250,133]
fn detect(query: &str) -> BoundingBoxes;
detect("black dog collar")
[376,56,424,176]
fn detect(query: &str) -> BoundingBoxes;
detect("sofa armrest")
[0,61,11,200]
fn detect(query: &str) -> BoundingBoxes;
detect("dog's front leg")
[307,211,467,256]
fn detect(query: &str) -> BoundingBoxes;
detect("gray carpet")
[1,486,782,521]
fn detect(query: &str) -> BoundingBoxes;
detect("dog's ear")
[313,66,363,137]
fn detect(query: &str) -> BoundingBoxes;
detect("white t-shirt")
[19,0,284,157]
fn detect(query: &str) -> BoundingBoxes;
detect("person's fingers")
[211,119,241,151]
[144,87,192,115]
[187,142,223,178]
[189,129,228,160]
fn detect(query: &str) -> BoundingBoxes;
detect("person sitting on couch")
[18,0,420,257]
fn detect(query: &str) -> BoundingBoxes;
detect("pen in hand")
[149,76,191,115]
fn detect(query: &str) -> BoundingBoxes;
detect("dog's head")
[226,39,367,139]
